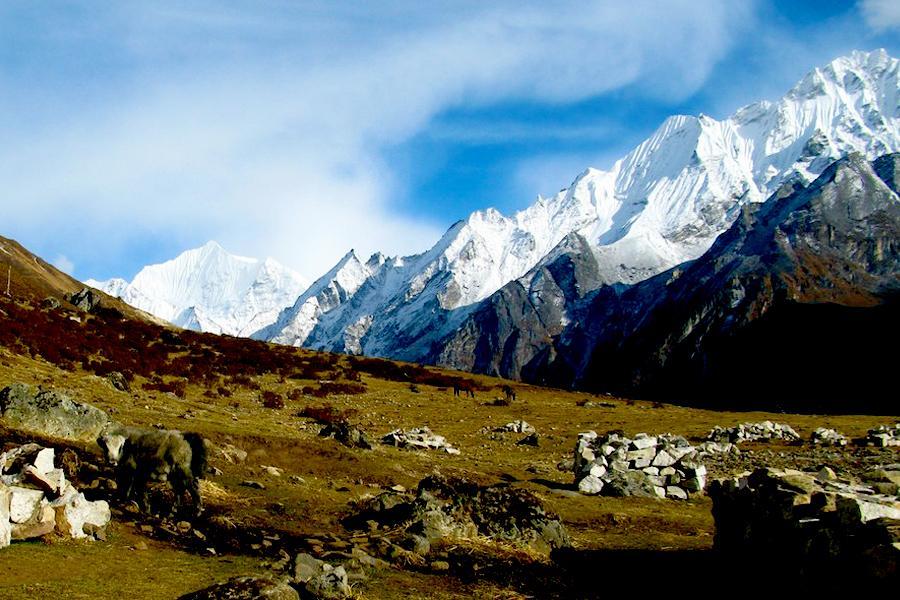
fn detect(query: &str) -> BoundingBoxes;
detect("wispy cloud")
[859,0,900,31]
[0,1,755,279]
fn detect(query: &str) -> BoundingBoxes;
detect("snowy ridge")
[90,51,900,363]
[261,49,899,359]
[86,241,308,336]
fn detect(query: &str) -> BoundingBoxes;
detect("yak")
[98,426,206,515]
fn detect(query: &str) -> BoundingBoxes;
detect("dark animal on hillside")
[98,426,206,515]
[502,385,516,402]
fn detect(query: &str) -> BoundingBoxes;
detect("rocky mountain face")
[429,50,900,380]
[83,50,900,399]
[523,153,900,412]
[265,49,899,363]
[86,241,307,337]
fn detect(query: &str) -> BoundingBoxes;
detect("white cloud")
[860,0,900,31]
[0,1,755,279]
[52,254,75,275]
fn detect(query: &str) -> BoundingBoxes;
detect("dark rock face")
[433,153,900,413]
[431,233,603,378]
[65,287,102,313]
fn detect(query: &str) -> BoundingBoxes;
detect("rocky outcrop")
[708,466,900,578]
[65,287,102,313]
[520,154,900,413]
[706,421,801,444]
[381,428,459,455]
[573,431,706,499]
[319,422,373,450]
[0,384,110,443]
[293,554,352,599]
[0,443,110,544]
[345,475,570,555]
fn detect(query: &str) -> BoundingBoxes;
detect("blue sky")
[1,1,898,281]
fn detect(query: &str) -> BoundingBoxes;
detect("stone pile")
[706,421,800,444]
[344,474,570,556]
[694,440,741,457]
[573,431,706,500]
[381,427,460,455]
[0,443,110,547]
[708,466,900,578]
[863,423,900,447]
[494,420,535,434]
[810,427,849,446]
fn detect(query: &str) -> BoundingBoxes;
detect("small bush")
[261,390,285,409]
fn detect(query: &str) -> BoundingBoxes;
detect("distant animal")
[502,385,516,402]
[98,426,207,515]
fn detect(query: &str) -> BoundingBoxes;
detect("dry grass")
[0,318,897,598]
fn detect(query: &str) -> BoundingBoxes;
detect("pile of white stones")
[863,423,900,447]
[0,443,110,548]
[706,421,800,444]
[708,466,900,578]
[494,420,535,434]
[573,431,706,500]
[381,427,460,455]
[810,427,849,446]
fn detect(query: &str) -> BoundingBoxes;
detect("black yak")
[98,426,206,515]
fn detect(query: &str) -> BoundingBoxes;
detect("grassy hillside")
[0,237,897,597]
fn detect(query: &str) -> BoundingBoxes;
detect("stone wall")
[708,466,900,578]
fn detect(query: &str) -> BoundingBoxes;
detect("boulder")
[178,576,299,600]
[381,427,459,455]
[319,422,373,449]
[305,565,351,600]
[11,502,56,540]
[54,492,110,539]
[8,486,43,523]
[0,384,109,443]
[66,287,102,313]
[0,484,11,548]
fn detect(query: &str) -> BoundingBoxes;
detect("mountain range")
[86,50,900,404]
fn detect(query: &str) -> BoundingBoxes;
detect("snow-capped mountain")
[86,241,308,336]
[259,49,899,362]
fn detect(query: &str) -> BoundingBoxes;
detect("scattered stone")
[810,427,849,446]
[217,443,248,464]
[178,576,299,600]
[862,423,900,447]
[240,480,266,490]
[381,427,460,455]
[706,421,800,444]
[494,420,535,434]
[319,422,373,449]
[262,466,283,477]
[40,297,61,310]
[709,466,900,579]
[430,560,450,572]
[573,431,705,500]
[0,384,110,443]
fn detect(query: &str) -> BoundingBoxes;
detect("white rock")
[589,464,607,478]
[836,496,900,526]
[666,486,688,500]
[54,492,110,539]
[577,475,605,495]
[631,436,658,450]
[32,448,55,475]
[652,450,677,467]
[0,484,11,548]
[8,486,44,523]
[652,486,667,499]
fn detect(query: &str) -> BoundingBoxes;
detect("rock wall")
[708,466,900,578]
